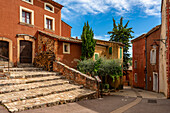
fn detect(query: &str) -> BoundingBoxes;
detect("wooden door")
[0,41,9,61]
[20,41,32,63]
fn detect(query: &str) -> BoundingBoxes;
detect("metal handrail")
[0,55,9,72]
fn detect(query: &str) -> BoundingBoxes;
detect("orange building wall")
[57,41,82,68]
[61,21,72,37]
[132,38,146,89]
[146,28,160,91]
[0,0,72,65]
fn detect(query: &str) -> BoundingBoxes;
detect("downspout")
[145,37,148,90]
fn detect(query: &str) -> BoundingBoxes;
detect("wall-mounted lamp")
[151,41,159,48]
[153,36,167,47]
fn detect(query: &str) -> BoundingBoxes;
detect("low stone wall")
[53,61,97,90]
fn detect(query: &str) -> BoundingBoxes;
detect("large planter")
[108,76,120,89]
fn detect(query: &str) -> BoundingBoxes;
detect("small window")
[46,18,52,30]
[44,15,55,31]
[63,43,70,54]
[22,0,33,5]
[150,49,156,65]
[20,6,34,25]
[94,53,99,60]
[134,60,137,69]
[44,3,54,13]
[120,47,122,59]
[22,11,31,24]
[134,73,137,83]
[109,47,112,54]
[46,5,52,11]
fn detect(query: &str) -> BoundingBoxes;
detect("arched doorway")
[20,40,32,63]
[0,41,9,61]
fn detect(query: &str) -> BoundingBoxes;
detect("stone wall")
[34,52,55,71]
[53,61,98,91]
[38,34,55,53]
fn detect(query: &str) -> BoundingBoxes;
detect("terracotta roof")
[94,39,125,46]
[131,34,146,43]
[96,43,108,47]
[38,30,82,43]
[145,25,161,37]
[131,25,161,43]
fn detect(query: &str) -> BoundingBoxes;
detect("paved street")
[1,86,170,113]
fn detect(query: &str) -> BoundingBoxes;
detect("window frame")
[120,47,123,59]
[44,15,55,31]
[20,6,34,25]
[22,11,31,24]
[134,73,137,83]
[150,49,156,65]
[22,0,33,5]
[63,43,70,54]
[94,53,99,60]
[44,3,54,13]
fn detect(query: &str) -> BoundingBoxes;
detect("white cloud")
[55,0,161,20]
[94,35,110,41]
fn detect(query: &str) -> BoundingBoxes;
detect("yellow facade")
[93,39,124,61]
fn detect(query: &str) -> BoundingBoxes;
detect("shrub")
[77,58,123,88]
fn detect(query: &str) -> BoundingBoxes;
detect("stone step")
[0,79,69,94]
[17,63,34,68]
[9,71,61,79]
[0,75,65,86]
[1,67,43,72]
[0,84,82,103]
[4,88,96,112]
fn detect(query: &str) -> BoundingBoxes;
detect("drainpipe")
[145,37,148,90]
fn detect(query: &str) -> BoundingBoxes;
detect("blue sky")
[55,0,161,56]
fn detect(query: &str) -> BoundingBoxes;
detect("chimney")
[76,36,78,40]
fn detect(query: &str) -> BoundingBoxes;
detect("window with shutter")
[134,73,137,83]
[120,47,122,59]
[109,47,112,54]
[94,53,99,60]
[150,49,156,65]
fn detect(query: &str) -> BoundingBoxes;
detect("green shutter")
[109,47,112,54]
[120,47,122,59]
[95,54,99,60]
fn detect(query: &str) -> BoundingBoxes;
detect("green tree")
[108,17,134,75]
[81,21,96,60]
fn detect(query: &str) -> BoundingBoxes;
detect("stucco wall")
[159,0,168,96]
[95,40,124,61]
[146,28,160,91]
[61,21,72,38]
[0,0,71,65]
[56,41,82,68]
[132,38,146,89]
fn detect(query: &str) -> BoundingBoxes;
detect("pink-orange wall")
[57,41,82,68]
[0,0,72,65]
[61,21,72,38]
[132,38,146,89]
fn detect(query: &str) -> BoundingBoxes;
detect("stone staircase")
[0,67,96,113]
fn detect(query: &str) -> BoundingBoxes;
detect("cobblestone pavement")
[18,86,170,113]
[18,95,136,113]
